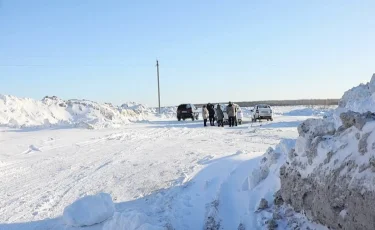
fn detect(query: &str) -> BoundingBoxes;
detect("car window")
[186,104,191,109]
[178,104,187,110]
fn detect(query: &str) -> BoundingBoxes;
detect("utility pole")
[156,60,161,114]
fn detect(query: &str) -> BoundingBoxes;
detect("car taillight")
[188,108,192,113]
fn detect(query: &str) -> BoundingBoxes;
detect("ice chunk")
[63,193,115,227]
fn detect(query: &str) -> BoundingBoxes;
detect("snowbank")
[338,74,375,113]
[0,94,178,129]
[241,139,327,229]
[102,212,165,230]
[63,193,115,227]
[282,107,334,117]
[0,95,134,129]
[243,139,294,191]
[332,73,375,127]
[280,74,375,230]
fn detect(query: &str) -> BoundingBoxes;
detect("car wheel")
[270,118,273,121]
[192,117,195,121]
[183,118,186,121]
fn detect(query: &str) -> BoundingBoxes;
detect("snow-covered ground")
[0,107,330,230]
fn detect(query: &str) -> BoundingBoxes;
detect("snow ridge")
[0,95,176,129]
[280,74,375,230]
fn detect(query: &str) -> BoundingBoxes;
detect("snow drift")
[63,193,115,227]
[282,107,334,117]
[332,73,375,127]
[0,95,176,129]
[240,139,327,229]
[0,95,134,129]
[280,74,375,230]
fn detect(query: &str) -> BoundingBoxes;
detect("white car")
[251,104,273,122]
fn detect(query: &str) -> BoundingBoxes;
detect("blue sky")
[0,1,374,106]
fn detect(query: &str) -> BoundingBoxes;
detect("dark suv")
[177,104,199,121]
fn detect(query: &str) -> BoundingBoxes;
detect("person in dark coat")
[226,102,236,127]
[216,104,224,127]
[207,103,215,126]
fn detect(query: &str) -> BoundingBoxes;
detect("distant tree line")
[195,99,339,107]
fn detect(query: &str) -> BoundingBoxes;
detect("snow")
[0,94,181,129]
[282,107,335,117]
[294,120,375,189]
[332,73,375,127]
[277,74,375,229]
[291,75,375,181]
[339,209,347,219]
[0,95,133,129]
[63,193,115,227]
[0,101,334,230]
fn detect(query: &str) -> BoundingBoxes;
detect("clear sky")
[0,0,374,106]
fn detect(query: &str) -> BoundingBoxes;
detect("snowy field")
[0,107,331,230]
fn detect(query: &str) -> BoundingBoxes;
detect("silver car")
[251,104,273,122]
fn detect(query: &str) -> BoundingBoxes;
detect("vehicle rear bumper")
[259,115,272,119]
[177,113,198,119]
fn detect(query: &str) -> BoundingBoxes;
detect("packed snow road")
[0,115,312,229]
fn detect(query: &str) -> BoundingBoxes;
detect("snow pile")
[333,73,375,126]
[63,193,115,227]
[102,212,165,230]
[279,74,375,230]
[243,140,293,191]
[121,102,150,114]
[241,139,327,229]
[0,95,161,129]
[282,107,335,117]
[121,103,177,119]
[154,106,177,119]
[338,74,375,113]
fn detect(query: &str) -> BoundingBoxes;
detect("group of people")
[202,102,238,127]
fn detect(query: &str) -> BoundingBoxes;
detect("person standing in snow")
[234,104,238,126]
[207,103,215,126]
[226,102,236,127]
[216,104,224,127]
[202,105,209,127]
